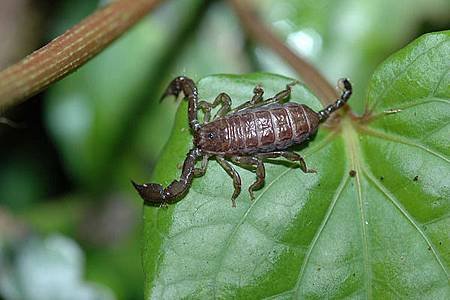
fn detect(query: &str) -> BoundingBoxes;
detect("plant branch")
[0,0,163,111]
[228,0,337,105]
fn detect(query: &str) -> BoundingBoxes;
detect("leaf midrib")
[211,132,338,297]
[342,118,373,298]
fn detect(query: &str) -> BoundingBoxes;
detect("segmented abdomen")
[202,103,320,155]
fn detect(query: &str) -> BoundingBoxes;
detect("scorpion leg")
[160,76,201,132]
[213,93,232,119]
[198,93,232,122]
[132,149,201,205]
[261,80,298,105]
[257,151,316,173]
[194,155,209,176]
[198,101,212,123]
[231,156,265,201]
[231,85,265,112]
[232,81,298,113]
[251,85,265,104]
[216,156,242,207]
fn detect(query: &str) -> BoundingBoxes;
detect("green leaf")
[142,31,450,299]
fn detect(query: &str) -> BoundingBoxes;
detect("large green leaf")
[141,31,449,298]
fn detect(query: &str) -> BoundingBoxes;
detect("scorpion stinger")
[318,78,352,122]
[131,148,201,205]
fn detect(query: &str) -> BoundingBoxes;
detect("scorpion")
[132,76,352,207]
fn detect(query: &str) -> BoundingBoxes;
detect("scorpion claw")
[160,85,181,102]
[159,76,191,102]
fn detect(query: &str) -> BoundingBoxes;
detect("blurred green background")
[0,0,448,299]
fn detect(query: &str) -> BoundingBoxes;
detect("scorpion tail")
[131,180,167,204]
[132,149,200,205]
[135,76,203,205]
[159,76,201,132]
[318,78,352,122]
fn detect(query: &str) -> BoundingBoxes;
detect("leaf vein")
[371,97,450,119]
[369,39,448,112]
[360,127,449,163]
[292,173,349,297]
[246,220,305,250]
[431,67,450,96]
[423,213,450,226]
[362,166,450,278]
[211,132,337,296]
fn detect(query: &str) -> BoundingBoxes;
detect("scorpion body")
[196,102,320,155]
[133,76,352,207]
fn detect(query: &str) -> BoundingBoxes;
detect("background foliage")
[0,0,448,299]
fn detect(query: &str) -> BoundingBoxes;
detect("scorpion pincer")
[132,76,352,207]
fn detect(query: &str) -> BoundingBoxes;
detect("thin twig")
[228,0,337,105]
[0,0,162,111]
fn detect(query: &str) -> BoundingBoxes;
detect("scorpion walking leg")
[213,93,232,119]
[231,156,265,200]
[232,81,297,113]
[132,149,201,205]
[258,151,316,173]
[160,76,201,132]
[216,156,242,207]
[248,85,265,104]
[261,81,298,105]
[198,101,212,123]
[231,85,265,112]
[198,93,232,122]
[194,155,209,176]
[251,85,265,103]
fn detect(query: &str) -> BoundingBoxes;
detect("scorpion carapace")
[132,76,352,207]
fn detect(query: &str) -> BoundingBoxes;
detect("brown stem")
[0,0,162,111]
[228,0,337,105]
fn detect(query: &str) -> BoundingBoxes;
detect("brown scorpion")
[132,76,352,207]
